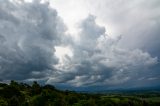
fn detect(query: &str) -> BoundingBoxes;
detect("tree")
[0,98,8,106]
[31,81,41,95]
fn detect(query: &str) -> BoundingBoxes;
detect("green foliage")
[31,81,41,96]
[0,81,159,106]
[0,98,8,106]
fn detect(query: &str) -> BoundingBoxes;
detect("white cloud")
[49,15,158,87]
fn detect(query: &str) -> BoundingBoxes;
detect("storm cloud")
[47,15,158,88]
[0,0,66,80]
[0,0,159,90]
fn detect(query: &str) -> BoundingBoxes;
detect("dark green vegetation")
[0,81,160,106]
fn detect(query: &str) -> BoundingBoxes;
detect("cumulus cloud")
[78,0,160,54]
[47,15,158,88]
[0,0,67,80]
[0,0,159,89]
[51,0,160,55]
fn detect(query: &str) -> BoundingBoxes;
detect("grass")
[143,97,160,102]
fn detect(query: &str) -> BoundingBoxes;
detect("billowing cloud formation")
[0,0,159,89]
[0,0,66,80]
[51,0,160,55]
[47,15,158,88]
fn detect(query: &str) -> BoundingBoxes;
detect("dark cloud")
[47,15,158,88]
[0,0,66,80]
[0,0,159,90]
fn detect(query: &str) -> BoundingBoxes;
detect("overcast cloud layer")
[0,0,160,90]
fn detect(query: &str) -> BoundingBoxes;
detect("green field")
[143,97,160,102]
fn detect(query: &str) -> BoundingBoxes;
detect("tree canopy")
[0,81,159,106]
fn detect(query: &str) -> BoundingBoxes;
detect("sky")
[0,0,160,90]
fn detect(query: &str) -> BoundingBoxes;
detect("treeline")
[0,81,160,106]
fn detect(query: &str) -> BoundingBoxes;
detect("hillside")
[0,81,160,106]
